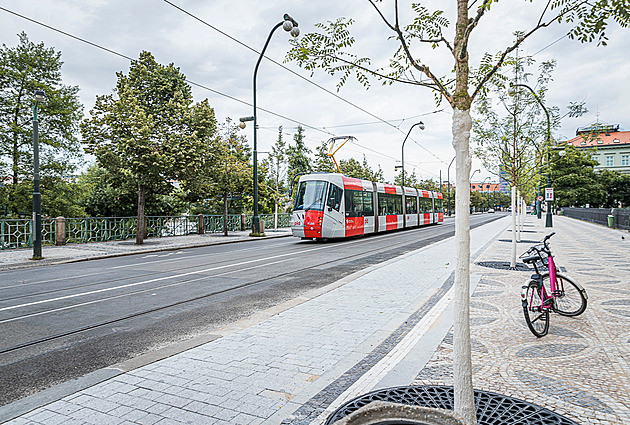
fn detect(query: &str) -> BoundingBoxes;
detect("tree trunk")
[511,186,517,268]
[451,107,476,425]
[136,183,146,245]
[223,193,228,236]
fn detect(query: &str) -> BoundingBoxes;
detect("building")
[565,123,630,175]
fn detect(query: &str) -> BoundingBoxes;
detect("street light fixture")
[400,121,424,187]
[511,82,553,227]
[249,14,299,235]
[32,90,46,260]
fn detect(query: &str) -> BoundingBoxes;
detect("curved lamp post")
[248,14,299,235]
[400,121,424,187]
[511,82,553,227]
[32,90,46,260]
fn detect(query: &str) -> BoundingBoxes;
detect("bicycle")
[520,232,588,337]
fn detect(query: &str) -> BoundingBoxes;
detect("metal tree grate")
[325,386,580,425]
[476,261,531,271]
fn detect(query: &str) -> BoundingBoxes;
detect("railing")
[0,218,55,250]
[66,217,137,243]
[0,213,292,250]
[562,207,630,231]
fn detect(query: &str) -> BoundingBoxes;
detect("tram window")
[406,196,417,214]
[328,184,343,211]
[419,198,432,213]
[435,199,443,213]
[362,191,374,214]
[378,193,402,215]
[294,180,327,211]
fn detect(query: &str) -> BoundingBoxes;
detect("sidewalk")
[0,228,292,271]
[1,216,628,424]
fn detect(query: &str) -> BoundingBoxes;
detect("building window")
[606,156,614,167]
[614,139,620,143]
[597,140,603,144]
[580,141,587,145]
[622,155,629,166]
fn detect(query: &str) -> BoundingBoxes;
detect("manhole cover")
[475,261,530,271]
[325,385,579,425]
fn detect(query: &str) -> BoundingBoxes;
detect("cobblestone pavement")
[0,229,292,271]
[413,215,630,425]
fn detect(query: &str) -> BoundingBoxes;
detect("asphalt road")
[0,213,504,406]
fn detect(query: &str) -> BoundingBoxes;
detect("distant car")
[487,208,495,213]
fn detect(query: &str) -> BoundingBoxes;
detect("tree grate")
[325,385,579,425]
[476,261,531,271]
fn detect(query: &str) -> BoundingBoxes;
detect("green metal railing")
[66,217,137,243]
[0,213,292,250]
[0,218,55,250]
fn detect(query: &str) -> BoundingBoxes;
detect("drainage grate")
[325,385,579,425]
[476,261,531,271]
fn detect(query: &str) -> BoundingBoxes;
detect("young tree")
[267,126,288,223]
[286,125,312,193]
[82,51,206,244]
[0,32,83,216]
[286,2,628,421]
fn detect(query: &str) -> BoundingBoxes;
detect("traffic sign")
[537,195,544,202]
[545,188,554,201]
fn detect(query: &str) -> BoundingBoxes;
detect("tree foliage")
[82,51,209,243]
[286,126,312,191]
[0,32,83,217]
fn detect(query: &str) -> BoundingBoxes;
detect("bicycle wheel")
[523,281,549,337]
[543,273,587,317]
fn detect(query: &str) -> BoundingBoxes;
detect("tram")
[291,173,444,240]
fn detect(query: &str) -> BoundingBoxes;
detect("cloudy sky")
[1,0,628,183]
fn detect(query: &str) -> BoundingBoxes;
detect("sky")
[1,0,628,184]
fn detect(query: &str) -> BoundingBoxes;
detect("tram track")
[0,222,466,356]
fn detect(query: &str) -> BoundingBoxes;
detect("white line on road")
[0,244,330,313]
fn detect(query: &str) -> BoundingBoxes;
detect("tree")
[286,2,628,421]
[551,144,604,207]
[596,169,630,208]
[286,125,312,193]
[82,51,207,244]
[0,32,83,217]
[267,126,289,221]
[313,141,337,173]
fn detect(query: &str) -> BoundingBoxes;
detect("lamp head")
[34,90,46,103]
[283,14,299,37]
[417,121,425,130]
[239,121,246,129]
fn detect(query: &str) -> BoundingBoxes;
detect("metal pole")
[252,21,283,234]
[32,103,42,259]
[401,122,423,188]
[447,156,455,216]
[513,83,552,227]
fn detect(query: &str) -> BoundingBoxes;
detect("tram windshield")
[294,180,328,211]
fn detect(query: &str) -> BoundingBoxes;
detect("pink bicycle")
[520,232,588,337]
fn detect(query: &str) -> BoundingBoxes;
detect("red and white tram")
[291,173,444,240]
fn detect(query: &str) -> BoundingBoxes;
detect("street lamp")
[249,14,299,235]
[400,121,424,187]
[446,156,455,216]
[511,82,553,227]
[481,176,491,212]
[32,90,46,260]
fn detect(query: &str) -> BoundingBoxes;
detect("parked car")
[487,208,495,213]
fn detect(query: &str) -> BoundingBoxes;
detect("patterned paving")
[413,216,630,425]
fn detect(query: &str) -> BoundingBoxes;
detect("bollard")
[198,214,204,234]
[55,216,66,246]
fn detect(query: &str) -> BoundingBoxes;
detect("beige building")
[566,124,630,175]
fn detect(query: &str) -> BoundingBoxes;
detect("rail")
[0,213,291,250]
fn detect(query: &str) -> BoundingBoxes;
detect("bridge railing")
[0,213,291,250]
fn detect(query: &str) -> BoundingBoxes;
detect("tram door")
[325,183,345,237]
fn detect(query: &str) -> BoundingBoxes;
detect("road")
[0,213,504,406]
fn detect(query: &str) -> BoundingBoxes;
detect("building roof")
[566,130,630,148]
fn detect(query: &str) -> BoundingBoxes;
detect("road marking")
[0,254,308,324]
[0,244,330,313]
